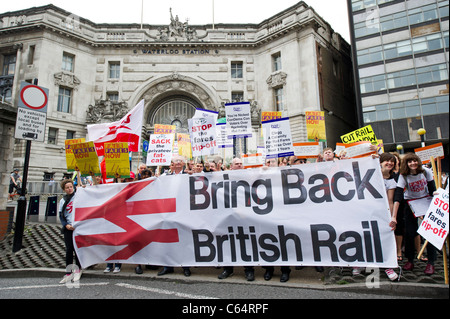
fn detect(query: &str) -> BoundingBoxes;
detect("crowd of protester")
[57,146,445,284]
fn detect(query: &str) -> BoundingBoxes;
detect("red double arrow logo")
[74,180,179,261]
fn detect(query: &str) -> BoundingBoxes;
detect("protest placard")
[216,123,233,149]
[188,116,217,157]
[414,143,445,164]
[305,111,326,142]
[341,141,377,159]
[72,141,101,176]
[261,112,282,122]
[177,133,192,159]
[225,102,252,139]
[193,108,219,123]
[154,124,176,134]
[65,138,86,171]
[293,142,321,158]
[104,142,130,178]
[341,125,378,145]
[417,187,449,249]
[146,134,175,166]
[242,153,264,168]
[261,118,294,159]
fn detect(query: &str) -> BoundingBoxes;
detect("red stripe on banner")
[74,180,179,260]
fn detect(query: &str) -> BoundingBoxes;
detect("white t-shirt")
[384,178,397,191]
[396,167,434,200]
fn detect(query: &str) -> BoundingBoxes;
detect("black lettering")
[331,171,355,201]
[308,174,332,203]
[278,226,302,262]
[352,162,383,199]
[190,176,210,210]
[281,169,307,205]
[192,230,215,262]
[258,234,280,262]
[338,231,364,262]
[251,179,273,215]
[310,224,339,262]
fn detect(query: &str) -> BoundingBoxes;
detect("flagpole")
[212,0,215,30]
[141,0,144,29]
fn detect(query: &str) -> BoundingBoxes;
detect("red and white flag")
[87,100,144,156]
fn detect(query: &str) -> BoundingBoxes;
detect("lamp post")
[397,144,404,154]
[418,128,426,148]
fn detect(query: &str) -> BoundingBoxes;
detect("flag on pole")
[87,100,144,156]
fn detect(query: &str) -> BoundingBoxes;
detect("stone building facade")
[0,2,357,182]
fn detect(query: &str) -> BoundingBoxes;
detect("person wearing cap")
[9,169,22,201]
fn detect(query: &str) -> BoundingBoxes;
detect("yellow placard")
[261,112,282,122]
[177,133,192,159]
[305,111,326,142]
[341,125,378,145]
[65,138,86,171]
[154,124,176,134]
[72,141,101,177]
[104,142,130,178]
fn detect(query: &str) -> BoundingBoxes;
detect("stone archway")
[139,73,218,137]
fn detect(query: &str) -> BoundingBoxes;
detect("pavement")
[1,201,448,299]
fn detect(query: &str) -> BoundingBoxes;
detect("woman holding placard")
[392,153,437,275]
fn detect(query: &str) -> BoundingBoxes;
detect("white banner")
[73,157,397,269]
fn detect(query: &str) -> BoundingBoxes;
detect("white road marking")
[0,282,109,290]
[115,283,219,299]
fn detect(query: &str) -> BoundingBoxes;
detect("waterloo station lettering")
[133,48,216,55]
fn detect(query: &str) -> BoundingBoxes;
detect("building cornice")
[0,2,348,52]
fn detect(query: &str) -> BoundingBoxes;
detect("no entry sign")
[19,84,49,112]
[15,82,49,142]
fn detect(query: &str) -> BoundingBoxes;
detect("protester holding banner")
[59,179,82,284]
[379,153,400,281]
[218,157,255,282]
[393,153,437,274]
[158,155,192,277]
[261,157,292,282]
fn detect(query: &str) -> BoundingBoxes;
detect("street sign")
[15,82,49,142]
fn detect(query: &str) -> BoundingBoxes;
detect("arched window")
[149,96,199,133]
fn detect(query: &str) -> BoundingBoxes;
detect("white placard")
[225,102,252,139]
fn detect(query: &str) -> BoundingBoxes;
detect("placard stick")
[437,157,442,188]
[443,239,448,284]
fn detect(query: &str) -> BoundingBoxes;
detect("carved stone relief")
[86,99,129,123]
[54,72,81,90]
[266,71,287,89]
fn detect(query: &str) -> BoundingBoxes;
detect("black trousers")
[63,228,81,273]
[404,204,436,264]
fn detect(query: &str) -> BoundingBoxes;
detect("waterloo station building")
[0,1,357,189]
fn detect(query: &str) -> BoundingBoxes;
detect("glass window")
[109,62,120,79]
[66,130,75,140]
[391,107,406,119]
[231,62,243,79]
[231,92,244,102]
[57,87,72,113]
[62,53,74,72]
[364,111,377,123]
[275,88,284,112]
[48,128,58,145]
[377,110,391,121]
[2,54,16,75]
[272,53,282,72]
[408,4,438,25]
